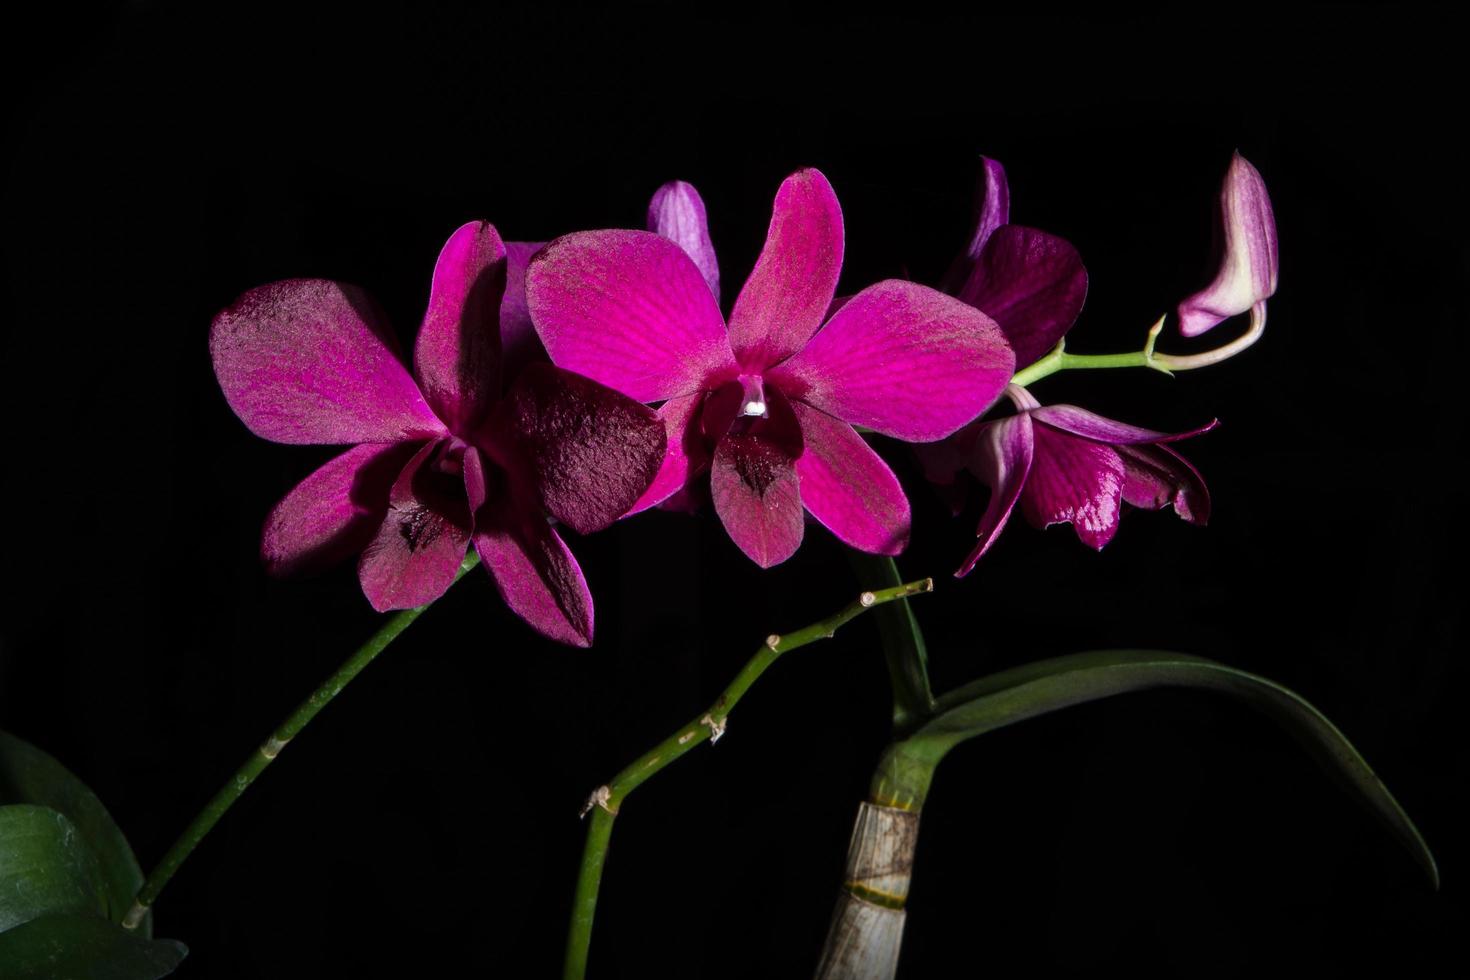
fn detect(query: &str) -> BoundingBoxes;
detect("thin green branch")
[121,552,482,930]
[562,576,936,980]
[844,550,935,735]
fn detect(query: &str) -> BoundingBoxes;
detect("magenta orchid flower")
[1177,151,1279,337]
[925,385,1215,574]
[210,221,666,646]
[525,169,1015,567]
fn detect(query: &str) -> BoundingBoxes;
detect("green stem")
[1011,304,1267,388]
[844,550,934,735]
[121,552,481,930]
[561,576,936,980]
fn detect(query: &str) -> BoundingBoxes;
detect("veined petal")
[727,168,844,370]
[262,442,421,576]
[627,392,707,516]
[211,279,443,444]
[1177,152,1279,337]
[358,440,473,611]
[769,280,1014,441]
[471,464,595,648]
[414,221,507,433]
[940,155,1010,295]
[1117,443,1211,524]
[792,402,910,556]
[648,180,720,302]
[709,389,804,567]
[1029,405,1218,446]
[1020,424,1124,550]
[500,241,548,392]
[956,224,1087,369]
[957,412,1035,576]
[526,230,735,402]
[496,363,666,535]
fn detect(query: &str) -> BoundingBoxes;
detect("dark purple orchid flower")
[1177,151,1279,338]
[525,169,1015,567]
[210,221,666,646]
[923,385,1215,574]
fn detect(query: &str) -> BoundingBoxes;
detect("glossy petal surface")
[414,221,507,433]
[1118,443,1211,523]
[957,413,1035,576]
[941,155,1010,294]
[1178,152,1279,336]
[527,230,735,401]
[1020,425,1124,550]
[956,225,1087,368]
[771,279,1014,441]
[1031,405,1218,446]
[648,180,720,301]
[792,402,910,555]
[211,279,443,444]
[727,168,844,370]
[358,440,473,611]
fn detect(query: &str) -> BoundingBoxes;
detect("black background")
[2,4,1465,977]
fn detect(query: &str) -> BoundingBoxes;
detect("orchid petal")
[770,279,1014,441]
[727,168,844,371]
[1118,443,1211,524]
[358,440,473,611]
[479,473,599,646]
[648,180,720,302]
[262,442,421,577]
[627,392,707,516]
[941,155,1011,294]
[496,363,666,535]
[526,230,736,402]
[1030,405,1219,446]
[791,402,910,556]
[1020,425,1124,550]
[499,240,548,388]
[1177,152,1279,337]
[710,390,804,567]
[210,279,443,444]
[956,225,1087,369]
[957,412,1035,576]
[414,221,507,433]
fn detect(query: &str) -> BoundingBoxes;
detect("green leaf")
[0,913,186,980]
[846,551,934,733]
[880,649,1438,887]
[0,731,149,933]
[0,806,109,932]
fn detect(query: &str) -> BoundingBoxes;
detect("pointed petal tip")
[1177,152,1279,337]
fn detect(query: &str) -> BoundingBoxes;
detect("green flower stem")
[844,551,935,736]
[1011,306,1267,388]
[562,575,936,980]
[121,552,482,930]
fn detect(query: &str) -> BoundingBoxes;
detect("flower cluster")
[211,154,1277,639]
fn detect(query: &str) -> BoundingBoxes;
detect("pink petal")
[500,241,548,385]
[941,155,1011,294]
[526,230,736,402]
[769,279,1014,441]
[627,392,708,516]
[262,442,421,577]
[358,440,473,611]
[494,363,666,535]
[727,168,844,371]
[648,180,720,302]
[468,450,594,647]
[1029,405,1219,446]
[1118,443,1211,524]
[791,402,910,556]
[211,279,444,445]
[1177,152,1279,337]
[955,224,1088,369]
[414,221,508,434]
[1020,424,1125,550]
[709,390,805,567]
[956,412,1035,576]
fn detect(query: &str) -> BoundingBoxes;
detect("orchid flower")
[924,385,1215,574]
[1177,151,1279,338]
[210,221,666,646]
[524,169,1015,567]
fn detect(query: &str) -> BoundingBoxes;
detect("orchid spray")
[0,153,1435,980]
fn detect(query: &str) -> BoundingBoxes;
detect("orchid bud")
[1177,152,1279,337]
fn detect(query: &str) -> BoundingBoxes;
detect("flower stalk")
[121,552,481,930]
[563,576,935,980]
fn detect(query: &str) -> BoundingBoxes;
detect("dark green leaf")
[0,806,108,932]
[888,649,1438,887]
[0,912,186,979]
[0,731,149,932]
